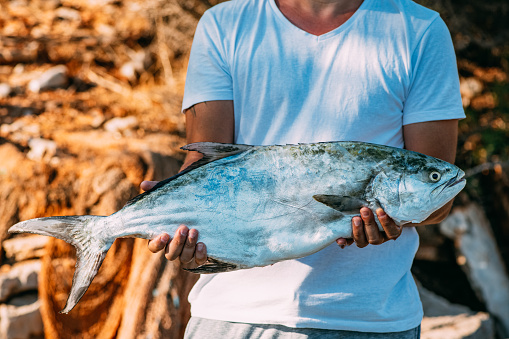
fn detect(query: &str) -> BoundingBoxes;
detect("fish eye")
[429,171,441,182]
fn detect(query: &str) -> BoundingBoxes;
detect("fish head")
[371,155,466,225]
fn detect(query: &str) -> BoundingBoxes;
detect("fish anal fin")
[313,195,368,213]
[183,257,238,274]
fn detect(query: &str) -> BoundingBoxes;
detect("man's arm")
[341,119,459,248]
[145,100,234,268]
[181,100,235,169]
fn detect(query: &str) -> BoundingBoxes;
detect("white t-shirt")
[182,0,465,333]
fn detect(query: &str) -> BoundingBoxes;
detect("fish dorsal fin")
[181,142,254,172]
[182,142,253,161]
[313,195,368,214]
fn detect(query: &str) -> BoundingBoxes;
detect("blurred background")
[0,0,508,338]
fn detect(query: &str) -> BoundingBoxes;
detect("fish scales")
[118,144,355,261]
[8,141,466,313]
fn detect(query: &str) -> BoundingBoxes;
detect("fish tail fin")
[8,215,112,314]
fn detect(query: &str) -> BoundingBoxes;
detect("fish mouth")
[445,172,466,188]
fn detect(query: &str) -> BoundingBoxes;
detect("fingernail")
[361,209,370,218]
[197,243,204,251]
[377,209,386,218]
[353,218,362,227]
[180,228,188,236]
[161,234,170,242]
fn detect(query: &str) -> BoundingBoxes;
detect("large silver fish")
[8,141,465,313]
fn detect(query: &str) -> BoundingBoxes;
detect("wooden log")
[440,203,509,337]
[116,239,165,338]
[417,280,495,339]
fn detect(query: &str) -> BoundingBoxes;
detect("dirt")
[0,0,508,338]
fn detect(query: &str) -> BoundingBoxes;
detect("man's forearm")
[180,100,235,172]
[184,100,235,144]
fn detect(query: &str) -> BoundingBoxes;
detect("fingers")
[165,226,190,261]
[140,180,159,192]
[162,226,208,267]
[361,207,384,245]
[147,226,207,268]
[336,238,347,249]
[336,238,354,249]
[180,228,199,263]
[352,216,369,248]
[377,209,402,240]
[194,243,208,266]
[148,233,170,253]
[351,208,402,248]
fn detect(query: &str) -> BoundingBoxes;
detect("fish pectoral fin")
[183,257,238,274]
[313,195,368,213]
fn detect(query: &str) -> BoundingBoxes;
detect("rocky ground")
[0,0,508,338]
[0,0,204,337]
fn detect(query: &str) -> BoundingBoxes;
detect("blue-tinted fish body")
[8,141,466,313]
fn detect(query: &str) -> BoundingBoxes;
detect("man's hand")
[142,180,208,269]
[336,207,403,248]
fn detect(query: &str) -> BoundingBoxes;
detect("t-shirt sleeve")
[181,11,233,112]
[402,17,465,125]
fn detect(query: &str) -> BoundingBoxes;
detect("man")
[143,0,465,337]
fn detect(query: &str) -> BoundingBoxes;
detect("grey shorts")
[184,317,421,339]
